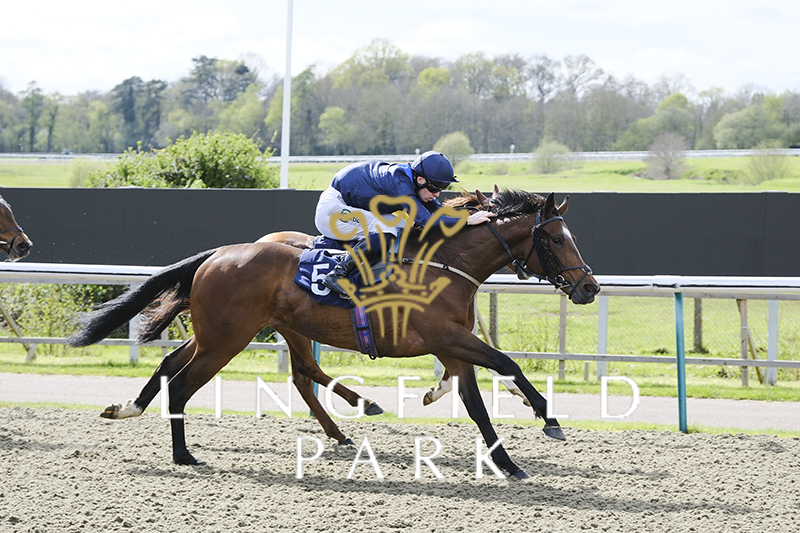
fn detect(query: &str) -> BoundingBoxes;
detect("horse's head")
[0,196,32,261]
[485,188,599,305]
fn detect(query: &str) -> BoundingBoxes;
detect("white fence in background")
[1,263,800,386]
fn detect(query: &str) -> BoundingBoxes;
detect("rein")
[487,211,592,296]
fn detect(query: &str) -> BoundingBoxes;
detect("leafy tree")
[0,90,25,152]
[433,131,474,166]
[454,52,494,98]
[614,93,694,150]
[714,105,770,149]
[217,84,265,138]
[489,64,525,101]
[87,100,120,153]
[86,132,277,189]
[318,106,353,154]
[138,79,168,145]
[20,82,45,151]
[416,67,450,90]
[330,39,410,89]
[41,93,62,152]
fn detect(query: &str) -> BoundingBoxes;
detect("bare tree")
[559,55,603,96]
[746,140,790,184]
[524,55,560,103]
[645,132,688,179]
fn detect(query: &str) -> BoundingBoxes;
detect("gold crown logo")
[329,195,468,345]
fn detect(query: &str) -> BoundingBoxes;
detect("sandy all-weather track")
[1,406,798,533]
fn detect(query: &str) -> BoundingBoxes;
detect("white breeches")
[315,187,403,241]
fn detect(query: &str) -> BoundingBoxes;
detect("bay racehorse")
[68,189,598,479]
[0,195,33,261]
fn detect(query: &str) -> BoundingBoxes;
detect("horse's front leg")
[432,324,564,441]
[436,356,528,480]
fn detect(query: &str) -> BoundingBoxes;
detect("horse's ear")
[476,189,489,206]
[544,192,556,215]
[492,184,500,199]
[556,195,569,215]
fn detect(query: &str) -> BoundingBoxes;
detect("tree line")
[1,39,799,156]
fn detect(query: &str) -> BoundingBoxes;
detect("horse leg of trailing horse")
[487,368,530,405]
[280,330,384,415]
[287,352,354,445]
[99,338,196,419]
[423,369,452,406]
[437,355,528,480]
[433,324,564,441]
[280,332,350,444]
[424,370,528,407]
[292,367,354,445]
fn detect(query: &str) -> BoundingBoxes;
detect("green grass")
[284,158,800,193]
[3,156,800,192]
[0,157,110,188]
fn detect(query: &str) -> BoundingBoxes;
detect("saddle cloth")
[293,243,381,359]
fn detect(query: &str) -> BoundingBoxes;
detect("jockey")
[314,150,494,298]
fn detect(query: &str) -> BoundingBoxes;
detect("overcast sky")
[2,0,798,97]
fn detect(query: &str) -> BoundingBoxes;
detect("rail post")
[558,294,567,380]
[766,300,779,385]
[596,295,608,379]
[674,292,688,433]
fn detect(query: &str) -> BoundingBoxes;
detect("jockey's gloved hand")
[467,210,495,225]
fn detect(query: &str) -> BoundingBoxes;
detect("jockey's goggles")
[421,179,448,193]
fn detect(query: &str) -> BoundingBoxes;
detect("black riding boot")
[322,239,382,299]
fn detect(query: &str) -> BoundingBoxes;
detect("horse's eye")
[552,236,563,245]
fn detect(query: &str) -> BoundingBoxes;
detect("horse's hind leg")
[281,330,383,416]
[164,343,245,465]
[100,338,196,419]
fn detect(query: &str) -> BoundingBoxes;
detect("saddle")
[293,236,392,307]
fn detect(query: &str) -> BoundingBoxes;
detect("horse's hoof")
[422,392,433,406]
[338,438,356,446]
[173,452,206,466]
[364,402,384,416]
[510,469,530,481]
[543,425,566,441]
[100,404,120,419]
[523,398,531,407]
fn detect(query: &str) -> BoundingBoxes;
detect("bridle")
[486,209,593,296]
[0,225,23,252]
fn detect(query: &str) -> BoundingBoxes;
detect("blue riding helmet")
[411,151,458,185]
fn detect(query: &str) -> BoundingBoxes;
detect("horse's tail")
[67,249,218,347]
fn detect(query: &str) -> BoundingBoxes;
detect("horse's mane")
[442,188,545,218]
[409,188,545,243]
